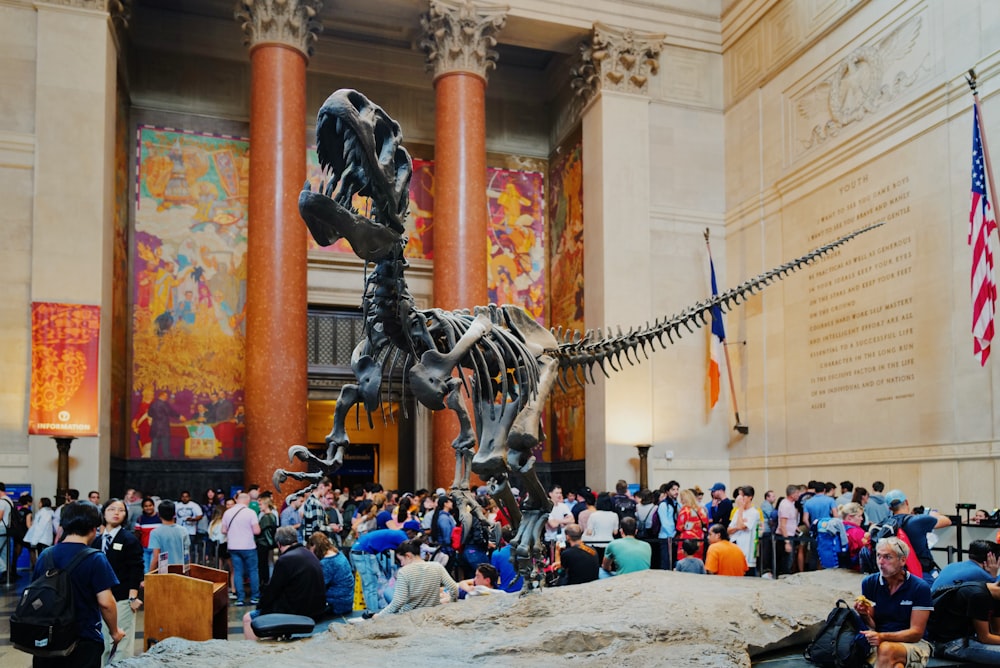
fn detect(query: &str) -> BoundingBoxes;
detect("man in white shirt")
[544,485,573,548]
[175,490,204,561]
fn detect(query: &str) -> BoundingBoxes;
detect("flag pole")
[704,228,749,435]
[968,69,1000,221]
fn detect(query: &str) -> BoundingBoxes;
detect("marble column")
[28,0,127,498]
[420,0,506,489]
[571,23,665,490]
[236,0,320,491]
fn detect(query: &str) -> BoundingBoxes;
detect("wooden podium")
[144,564,229,649]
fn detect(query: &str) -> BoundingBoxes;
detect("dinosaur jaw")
[302,89,412,261]
[299,188,401,262]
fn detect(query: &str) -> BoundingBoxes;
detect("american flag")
[970,104,997,366]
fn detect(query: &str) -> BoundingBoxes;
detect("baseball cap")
[402,520,422,532]
[710,482,726,493]
[885,489,907,509]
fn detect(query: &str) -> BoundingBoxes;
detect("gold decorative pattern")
[419,0,508,81]
[234,0,323,58]
[570,23,665,103]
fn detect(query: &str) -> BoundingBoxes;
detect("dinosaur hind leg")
[445,379,476,491]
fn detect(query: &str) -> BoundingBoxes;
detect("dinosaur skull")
[300,89,412,261]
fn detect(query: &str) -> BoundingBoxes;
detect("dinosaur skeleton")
[273,88,881,587]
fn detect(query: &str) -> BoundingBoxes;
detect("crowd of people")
[3,475,994,667]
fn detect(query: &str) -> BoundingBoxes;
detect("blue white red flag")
[708,257,726,407]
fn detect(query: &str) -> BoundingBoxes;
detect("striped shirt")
[380,561,458,615]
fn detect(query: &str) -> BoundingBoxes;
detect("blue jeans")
[352,551,389,613]
[230,548,260,602]
[940,637,1000,664]
[143,547,154,573]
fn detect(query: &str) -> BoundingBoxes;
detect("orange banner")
[29,302,101,436]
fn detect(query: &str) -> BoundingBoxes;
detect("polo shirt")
[861,570,933,633]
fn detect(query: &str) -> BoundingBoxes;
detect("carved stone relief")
[234,0,323,58]
[792,13,929,156]
[419,0,508,81]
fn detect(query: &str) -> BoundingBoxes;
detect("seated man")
[705,524,748,576]
[932,539,1000,592]
[557,523,599,585]
[601,517,651,576]
[243,526,326,640]
[458,563,505,597]
[928,579,1000,664]
[854,536,933,668]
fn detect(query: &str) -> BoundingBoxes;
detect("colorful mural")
[547,143,585,462]
[305,151,435,259]
[131,127,249,460]
[487,168,546,324]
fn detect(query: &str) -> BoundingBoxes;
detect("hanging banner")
[29,302,101,436]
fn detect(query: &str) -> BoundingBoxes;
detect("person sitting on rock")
[243,526,326,640]
[375,538,458,616]
[554,523,599,585]
[675,538,706,574]
[854,536,933,668]
[458,563,505,597]
[932,539,1000,593]
[601,516,651,577]
[705,524,747,576]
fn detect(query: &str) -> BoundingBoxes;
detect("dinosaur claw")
[289,445,310,463]
[272,469,288,491]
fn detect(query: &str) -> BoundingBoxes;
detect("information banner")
[29,302,101,436]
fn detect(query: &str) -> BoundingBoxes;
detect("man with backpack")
[0,482,16,580]
[13,501,125,666]
[854,536,933,668]
[883,489,951,586]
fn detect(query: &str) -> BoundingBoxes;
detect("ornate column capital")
[235,0,323,59]
[420,0,508,82]
[571,23,665,102]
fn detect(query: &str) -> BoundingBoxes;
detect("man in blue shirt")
[855,536,933,668]
[32,501,124,667]
[932,539,1000,593]
[883,489,952,586]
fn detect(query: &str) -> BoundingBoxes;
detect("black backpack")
[804,599,870,667]
[10,547,98,657]
[612,495,636,522]
[2,497,26,542]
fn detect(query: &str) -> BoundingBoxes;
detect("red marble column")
[432,71,488,489]
[244,44,308,492]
